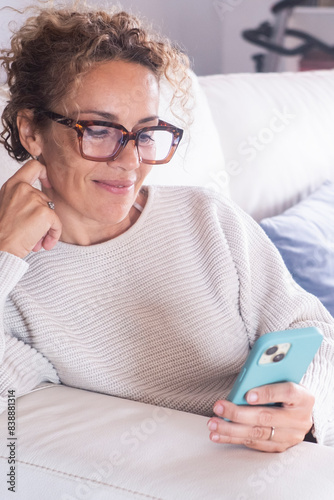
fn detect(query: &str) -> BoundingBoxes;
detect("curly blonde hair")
[0,5,191,161]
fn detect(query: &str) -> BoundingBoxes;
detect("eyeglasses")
[38,110,183,165]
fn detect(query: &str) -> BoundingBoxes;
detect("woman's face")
[39,60,159,245]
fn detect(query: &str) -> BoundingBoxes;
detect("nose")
[108,139,140,171]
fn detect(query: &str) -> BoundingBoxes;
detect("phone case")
[227,327,323,405]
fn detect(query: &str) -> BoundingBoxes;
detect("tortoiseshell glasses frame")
[38,110,184,165]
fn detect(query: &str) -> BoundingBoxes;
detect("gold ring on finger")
[268,426,275,441]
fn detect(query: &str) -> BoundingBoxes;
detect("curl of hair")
[0,4,192,161]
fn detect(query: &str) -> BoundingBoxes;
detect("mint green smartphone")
[227,327,323,406]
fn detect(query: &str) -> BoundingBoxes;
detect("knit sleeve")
[0,252,60,414]
[217,196,334,447]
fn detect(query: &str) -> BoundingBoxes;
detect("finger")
[213,400,279,427]
[245,382,314,410]
[42,219,62,251]
[207,417,304,445]
[208,417,272,441]
[31,216,62,252]
[208,430,293,452]
[207,419,303,452]
[36,200,62,251]
[213,397,312,432]
[6,159,52,189]
[32,237,44,253]
[0,194,62,257]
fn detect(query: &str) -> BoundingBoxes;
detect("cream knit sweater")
[1,186,334,445]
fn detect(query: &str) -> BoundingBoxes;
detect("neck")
[59,205,142,246]
[48,190,147,246]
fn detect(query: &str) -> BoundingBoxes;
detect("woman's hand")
[208,382,315,452]
[0,159,62,259]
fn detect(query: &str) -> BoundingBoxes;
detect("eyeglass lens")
[82,125,174,162]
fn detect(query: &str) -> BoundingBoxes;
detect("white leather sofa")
[1,69,334,499]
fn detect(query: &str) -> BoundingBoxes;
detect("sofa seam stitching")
[0,456,163,499]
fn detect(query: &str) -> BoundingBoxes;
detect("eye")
[85,126,110,140]
[138,132,155,146]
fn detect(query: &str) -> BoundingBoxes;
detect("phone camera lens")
[273,353,285,363]
[266,346,278,356]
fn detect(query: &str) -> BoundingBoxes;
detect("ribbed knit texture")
[1,186,334,445]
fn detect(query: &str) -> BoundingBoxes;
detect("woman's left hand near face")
[207,382,315,452]
[0,159,62,258]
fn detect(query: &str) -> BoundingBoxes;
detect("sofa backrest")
[199,70,334,220]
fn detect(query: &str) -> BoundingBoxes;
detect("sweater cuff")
[0,251,29,297]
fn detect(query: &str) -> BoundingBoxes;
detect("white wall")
[118,0,224,76]
[0,0,225,76]
[1,1,332,76]
[0,0,274,76]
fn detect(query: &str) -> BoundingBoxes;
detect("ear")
[16,109,44,158]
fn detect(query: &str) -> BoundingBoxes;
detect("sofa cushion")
[199,70,334,220]
[260,180,334,316]
[1,384,334,500]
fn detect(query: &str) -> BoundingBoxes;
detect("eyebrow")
[80,110,159,125]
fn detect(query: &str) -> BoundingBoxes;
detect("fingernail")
[214,403,224,416]
[247,392,258,403]
[207,420,217,431]
[211,433,219,442]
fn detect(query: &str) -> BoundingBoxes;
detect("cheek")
[41,127,79,166]
[47,162,89,195]
[41,133,85,188]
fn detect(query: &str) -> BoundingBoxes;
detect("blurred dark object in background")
[243,0,334,71]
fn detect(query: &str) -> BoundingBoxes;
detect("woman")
[0,5,333,453]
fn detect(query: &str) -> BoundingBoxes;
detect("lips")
[94,179,134,187]
[93,179,135,194]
